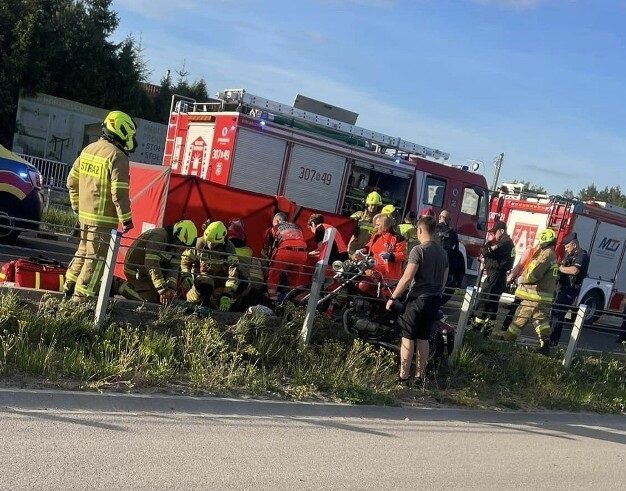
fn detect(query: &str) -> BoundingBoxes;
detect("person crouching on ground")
[386,215,448,382]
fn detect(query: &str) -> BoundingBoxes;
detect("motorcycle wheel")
[429,323,446,364]
[280,286,310,307]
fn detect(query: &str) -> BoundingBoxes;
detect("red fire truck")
[491,183,626,321]
[162,89,489,276]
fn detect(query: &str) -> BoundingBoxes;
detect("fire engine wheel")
[580,289,604,325]
[0,203,20,244]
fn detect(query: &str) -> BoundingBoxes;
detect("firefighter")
[227,219,266,308]
[549,233,589,346]
[398,211,417,251]
[264,213,308,300]
[182,221,244,311]
[471,221,515,336]
[497,228,558,355]
[124,219,198,304]
[65,111,135,301]
[381,204,398,226]
[307,213,349,263]
[354,214,407,282]
[348,191,383,254]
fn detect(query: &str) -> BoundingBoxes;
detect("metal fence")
[0,216,625,364]
[18,154,71,191]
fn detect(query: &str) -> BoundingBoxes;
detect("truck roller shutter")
[283,144,346,213]
[229,128,286,196]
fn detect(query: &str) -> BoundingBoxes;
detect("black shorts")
[398,294,442,341]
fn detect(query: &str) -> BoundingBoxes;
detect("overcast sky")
[111,0,626,193]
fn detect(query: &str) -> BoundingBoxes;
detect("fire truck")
[162,89,490,276]
[491,183,626,322]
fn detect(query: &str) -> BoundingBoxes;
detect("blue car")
[0,144,44,242]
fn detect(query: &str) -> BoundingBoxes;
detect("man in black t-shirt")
[549,233,589,346]
[386,216,448,382]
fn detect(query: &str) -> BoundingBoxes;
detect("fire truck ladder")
[216,89,450,161]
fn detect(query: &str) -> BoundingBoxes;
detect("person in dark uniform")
[549,233,589,346]
[471,221,515,337]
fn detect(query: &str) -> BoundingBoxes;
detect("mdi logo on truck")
[162,89,490,278]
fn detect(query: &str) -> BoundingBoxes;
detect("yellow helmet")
[538,228,556,246]
[204,221,227,245]
[173,219,198,246]
[102,110,137,153]
[381,204,396,215]
[365,191,383,206]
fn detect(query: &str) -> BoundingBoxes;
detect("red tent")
[114,162,171,278]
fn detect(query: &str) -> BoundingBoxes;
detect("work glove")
[219,296,232,312]
[380,252,394,262]
[159,288,176,305]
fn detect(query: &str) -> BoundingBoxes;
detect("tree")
[576,184,626,208]
[0,0,150,145]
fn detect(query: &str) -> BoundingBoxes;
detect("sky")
[110,0,626,194]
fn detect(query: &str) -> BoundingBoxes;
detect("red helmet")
[227,218,246,243]
[420,207,435,218]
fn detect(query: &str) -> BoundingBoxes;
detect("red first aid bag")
[0,256,67,292]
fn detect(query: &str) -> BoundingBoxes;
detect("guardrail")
[0,217,625,365]
[18,154,71,191]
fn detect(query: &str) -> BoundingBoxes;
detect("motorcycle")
[281,257,456,363]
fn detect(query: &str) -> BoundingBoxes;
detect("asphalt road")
[1,390,625,490]
[1,232,624,354]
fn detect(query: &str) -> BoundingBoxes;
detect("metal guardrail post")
[449,286,477,366]
[93,230,122,330]
[563,304,587,369]
[300,227,336,345]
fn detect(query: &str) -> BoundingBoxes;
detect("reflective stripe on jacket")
[67,138,132,227]
[514,247,558,302]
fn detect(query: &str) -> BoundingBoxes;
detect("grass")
[40,206,76,233]
[0,290,624,412]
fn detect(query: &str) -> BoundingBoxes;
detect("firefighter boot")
[538,337,551,356]
[471,316,486,332]
[482,319,494,339]
[63,281,76,300]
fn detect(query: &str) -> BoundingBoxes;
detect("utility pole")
[491,153,504,191]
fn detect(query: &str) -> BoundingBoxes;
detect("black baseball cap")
[488,221,507,233]
[562,232,577,245]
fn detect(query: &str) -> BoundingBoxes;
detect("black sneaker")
[538,342,550,356]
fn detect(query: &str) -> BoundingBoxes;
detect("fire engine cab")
[162,89,489,276]
[491,183,626,321]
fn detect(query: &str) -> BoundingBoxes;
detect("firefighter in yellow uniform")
[398,211,418,252]
[227,219,266,308]
[497,228,558,355]
[182,221,243,311]
[124,220,198,304]
[65,111,135,301]
[347,191,383,255]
